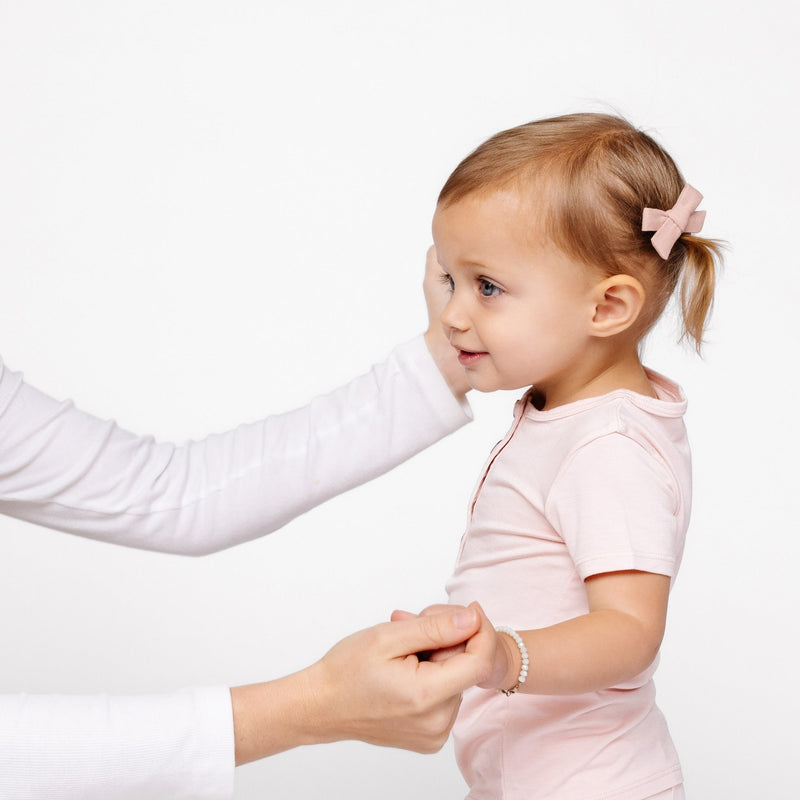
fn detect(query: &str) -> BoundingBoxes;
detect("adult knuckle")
[365,623,387,650]
[419,613,447,643]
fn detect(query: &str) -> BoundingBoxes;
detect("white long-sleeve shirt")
[0,337,471,799]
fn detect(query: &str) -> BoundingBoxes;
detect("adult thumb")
[387,606,480,657]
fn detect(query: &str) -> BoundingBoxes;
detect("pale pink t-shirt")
[447,371,690,800]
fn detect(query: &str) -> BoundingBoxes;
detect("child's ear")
[589,275,646,338]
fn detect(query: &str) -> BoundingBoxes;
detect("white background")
[0,1,797,797]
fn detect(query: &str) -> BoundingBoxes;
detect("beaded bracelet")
[495,626,529,696]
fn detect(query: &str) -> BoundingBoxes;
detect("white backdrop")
[0,1,797,798]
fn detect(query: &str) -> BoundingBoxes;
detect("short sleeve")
[545,433,685,581]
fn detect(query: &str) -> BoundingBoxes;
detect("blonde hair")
[438,113,723,351]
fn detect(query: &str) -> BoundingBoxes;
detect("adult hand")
[422,245,470,398]
[231,603,494,765]
[392,604,512,693]
[392,603,474,663]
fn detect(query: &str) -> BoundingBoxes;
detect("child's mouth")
[457,349,487,366]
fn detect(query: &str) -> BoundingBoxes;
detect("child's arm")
[406,570,670,695]
[487,570,670,695]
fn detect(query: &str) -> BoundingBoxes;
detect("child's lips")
[456,348,487,366]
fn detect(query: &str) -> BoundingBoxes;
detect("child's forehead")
[432,188,555,268]
[433,186,547,242]
[436,176,555,223]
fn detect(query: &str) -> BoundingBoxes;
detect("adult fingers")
[422,602,497,694]
[428,643,466,663]
[391,604,463,622]
[418,603,459,617]
[381,606,480,658]
[422,245,449,325]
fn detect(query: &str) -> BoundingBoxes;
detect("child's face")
[432,189,599,402]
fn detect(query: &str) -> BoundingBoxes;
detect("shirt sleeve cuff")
[191,686,236,800]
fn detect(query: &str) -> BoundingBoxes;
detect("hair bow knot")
[642,184,706,259]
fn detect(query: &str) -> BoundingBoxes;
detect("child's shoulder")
[516,375,689,475]
[523,371,686,429]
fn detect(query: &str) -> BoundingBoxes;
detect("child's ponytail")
[677,235,724,352]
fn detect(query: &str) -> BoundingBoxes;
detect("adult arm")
[0,250,473,796]
[0,248,467,554]
[0,336,469,555]
[0,336,470,795]
[230,603,494,763]
[0,688,233,800]
[0,606,494,800]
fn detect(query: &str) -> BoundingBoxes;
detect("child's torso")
[447,374,690,800]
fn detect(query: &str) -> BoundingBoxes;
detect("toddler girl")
[435,113,722,799]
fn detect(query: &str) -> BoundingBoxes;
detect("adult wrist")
[299,658,346,746]
[230,668,322,766]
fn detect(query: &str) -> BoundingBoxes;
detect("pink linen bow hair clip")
[641,185,706,259]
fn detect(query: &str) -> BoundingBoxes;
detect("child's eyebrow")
[449,257,490,271]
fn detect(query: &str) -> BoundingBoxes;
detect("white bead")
[494,625,531,696]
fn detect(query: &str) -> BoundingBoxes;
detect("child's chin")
[468,374,528,394]
[468,379,504,394]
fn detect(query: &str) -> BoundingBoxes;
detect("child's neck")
[534,351,656,410]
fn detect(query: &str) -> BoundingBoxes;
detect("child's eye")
[479,279,502,297]
[439,272,455,291]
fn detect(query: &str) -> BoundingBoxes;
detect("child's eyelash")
[439,272,454,289]
[479,278,502,296]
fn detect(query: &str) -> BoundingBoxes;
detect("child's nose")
[440,294,469,334]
